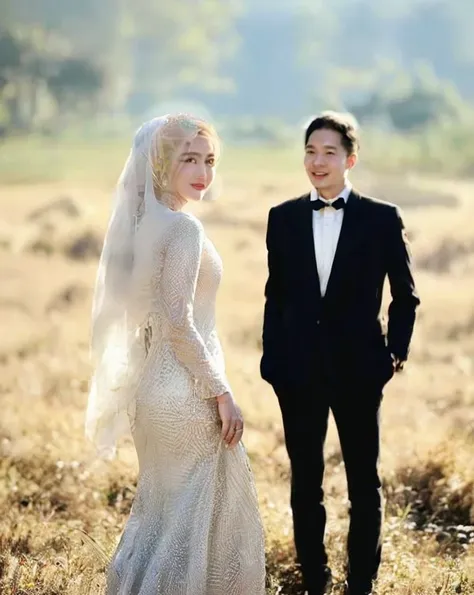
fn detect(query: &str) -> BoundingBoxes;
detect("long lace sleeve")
[160,214,231,399]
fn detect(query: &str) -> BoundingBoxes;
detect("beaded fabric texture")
[105,207,266,595]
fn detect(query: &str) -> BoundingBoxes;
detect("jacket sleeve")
[260,207,286,382]
[386,206,421,360]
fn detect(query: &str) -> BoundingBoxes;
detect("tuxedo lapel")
[297,194,322,302]
[323,189,363,302]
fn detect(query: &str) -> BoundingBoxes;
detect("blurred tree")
[349,63,469,131]
[124,0,242,115]
[0,29,22,90]
[47,58,103,115]
[2,0,474,126]
[0,29,22,130]
[0,27,52,130]
[2,0,126,111]
[3,0,243,117]
[294,0,474,125]
[0,25,104,132]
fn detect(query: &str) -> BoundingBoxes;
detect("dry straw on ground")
[0,162,473,594]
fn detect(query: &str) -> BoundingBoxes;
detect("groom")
[260,112,420,595]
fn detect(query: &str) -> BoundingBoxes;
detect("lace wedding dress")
[105,210,266,595]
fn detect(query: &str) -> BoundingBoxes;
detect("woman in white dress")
[85,114,266,595]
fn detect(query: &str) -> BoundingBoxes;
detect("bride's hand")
[216,392,244,449]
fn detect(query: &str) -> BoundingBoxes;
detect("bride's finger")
[228,427,243,449]
[224,420,238,444]
[227,418,243,445]
[221,415,231,440]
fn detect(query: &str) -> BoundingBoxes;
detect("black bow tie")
[312,196,345,211]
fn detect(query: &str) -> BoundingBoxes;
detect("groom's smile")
[311,171,329,181]
[304,127,357,200]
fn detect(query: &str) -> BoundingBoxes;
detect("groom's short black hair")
[304,111,359,155]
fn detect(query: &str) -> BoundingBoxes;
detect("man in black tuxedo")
[260,112,420,595]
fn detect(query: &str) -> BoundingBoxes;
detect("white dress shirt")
[310,182,352,297]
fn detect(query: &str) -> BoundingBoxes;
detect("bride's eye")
[184,157,196,164]
[207,158,215,166]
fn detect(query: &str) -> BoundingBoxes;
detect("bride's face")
[170,134,217,202]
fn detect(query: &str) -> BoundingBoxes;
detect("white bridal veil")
[85,114,216,459]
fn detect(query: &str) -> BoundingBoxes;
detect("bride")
[85,114,266,594]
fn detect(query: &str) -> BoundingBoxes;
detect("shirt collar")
[310,181,352,203]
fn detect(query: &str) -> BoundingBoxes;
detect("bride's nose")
[195,165,207,181]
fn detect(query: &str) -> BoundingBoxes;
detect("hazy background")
[0,2,473,594]
[1,0,474,172]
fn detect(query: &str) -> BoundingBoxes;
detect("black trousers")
[275,378,384,594]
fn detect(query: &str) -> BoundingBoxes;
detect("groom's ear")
[346,152,358,170]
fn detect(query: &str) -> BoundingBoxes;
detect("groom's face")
[304,128,356,194]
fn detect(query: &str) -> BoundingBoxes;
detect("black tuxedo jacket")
[260,189,421,393]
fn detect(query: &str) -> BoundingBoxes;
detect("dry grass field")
[0,139,473,594]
